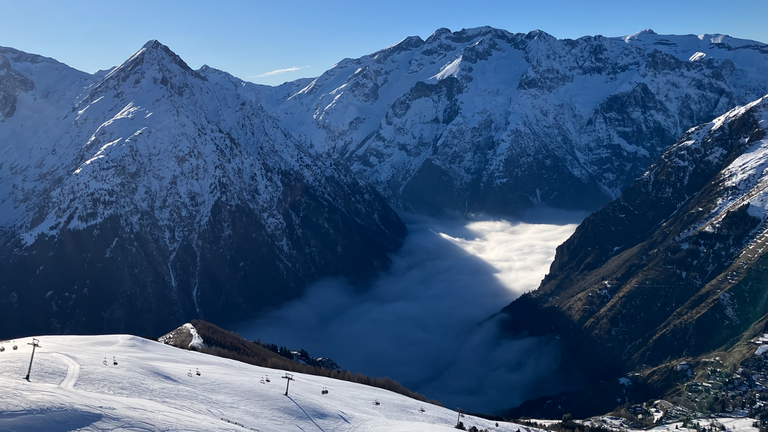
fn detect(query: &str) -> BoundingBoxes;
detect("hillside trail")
[49,352,80,390]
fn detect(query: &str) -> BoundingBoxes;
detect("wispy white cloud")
[251,66,308,78]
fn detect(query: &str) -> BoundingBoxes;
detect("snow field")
[0,335,531,431]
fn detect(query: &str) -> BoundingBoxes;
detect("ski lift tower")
[282,373,294,396]
[24,338,41,381]
[456,408,464,428]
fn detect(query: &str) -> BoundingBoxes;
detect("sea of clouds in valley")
[239,209,586,412]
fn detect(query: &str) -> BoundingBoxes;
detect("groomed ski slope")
[0,335,528,431]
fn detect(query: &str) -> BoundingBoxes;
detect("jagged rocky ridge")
[258,27,768,215]
[501,94,768,412]
[0,41,405,339]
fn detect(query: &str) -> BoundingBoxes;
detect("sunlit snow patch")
[186,323,205,350]
[431,55,462,81]
[689,52,707,61]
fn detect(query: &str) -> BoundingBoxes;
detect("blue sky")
[1,0,764,86]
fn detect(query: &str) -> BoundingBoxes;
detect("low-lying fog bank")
[238,209,586,412]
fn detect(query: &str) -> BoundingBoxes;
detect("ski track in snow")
[51,352,80,390]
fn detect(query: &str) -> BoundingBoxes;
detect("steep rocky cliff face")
[259,27,768,215]
[501,95,768,384]
[0,41,405,338]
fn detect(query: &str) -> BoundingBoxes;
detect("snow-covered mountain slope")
[0,334,522,431]
[0,41,405,338]
[258,27,768,215]
[0,46,99,230]
[500,94,768,389]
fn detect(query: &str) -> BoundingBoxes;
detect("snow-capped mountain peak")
[0,41,405,337]
[85,39,205,105]
[621,28,657,41]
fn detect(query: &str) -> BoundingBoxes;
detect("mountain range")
[256,27,768,215]
[3,26,768,415]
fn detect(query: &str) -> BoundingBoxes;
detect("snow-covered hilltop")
[0,334,519,431]
[1,334,763,430]
[0,41,405,338]
[258,27,768,214]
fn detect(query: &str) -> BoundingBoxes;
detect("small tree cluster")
[519,417,613,432]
